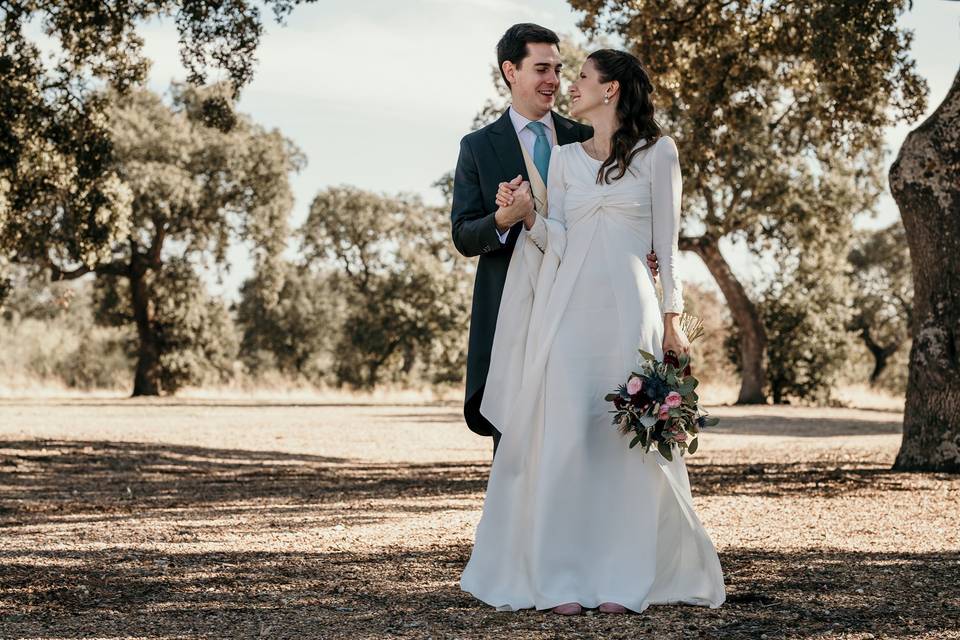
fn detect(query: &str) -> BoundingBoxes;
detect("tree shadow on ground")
[0,440,936,530]
[1,440,948,531]
[0,399,458,409]
[686,459,944,498]
[2,438,957,638]
[0,544,957,639]
[0,440,489,528]
[705,413,902,437]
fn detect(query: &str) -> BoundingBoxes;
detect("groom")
[450,23,658,457]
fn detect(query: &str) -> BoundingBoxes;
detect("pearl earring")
[603,94,609,104]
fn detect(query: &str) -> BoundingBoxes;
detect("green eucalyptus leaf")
[657,441,673,461]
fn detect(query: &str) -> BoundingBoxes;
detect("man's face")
[502,42,561,119]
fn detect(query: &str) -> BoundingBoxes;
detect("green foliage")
[678,283,736,384]
[0,272,134,390]
[94,259,239,393]
[759,238,855,405]
[2,85,303,395]
[236,263,342,382]
[567,0,926,402]
[151,262,239,393]
[568,0,925,247]
[104,82,304,285]
[1,1,316,266]
[846,220,913,384]
[1,264,76,323]
[25,83,304,395]
[301,186,471,388]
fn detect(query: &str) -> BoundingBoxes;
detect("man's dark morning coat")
[450,108,593,437]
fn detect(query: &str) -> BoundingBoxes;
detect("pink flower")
[658,404,671,420]
[674,430,688,443]
[627,376,643,395]
[664,391,682,408]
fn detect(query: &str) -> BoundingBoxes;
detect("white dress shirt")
[497,106,556,243]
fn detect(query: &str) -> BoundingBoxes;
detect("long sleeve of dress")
[650,136,685,315]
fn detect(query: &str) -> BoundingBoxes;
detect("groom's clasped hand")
[494,174,535,233]
[494,176,525,209]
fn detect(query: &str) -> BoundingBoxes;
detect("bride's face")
[569,59,615,120]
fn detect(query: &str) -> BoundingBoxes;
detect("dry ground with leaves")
[0,397,957,639]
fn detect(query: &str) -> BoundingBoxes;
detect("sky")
[34,1,960,299]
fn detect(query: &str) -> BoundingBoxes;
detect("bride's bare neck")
[586,114,619,158]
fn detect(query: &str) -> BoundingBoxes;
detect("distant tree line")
[0,66,912,399]
[3,1,957,473]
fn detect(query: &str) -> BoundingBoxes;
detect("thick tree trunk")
[890,68,960,473]
[682,234,768,404]
[130,267,161,397]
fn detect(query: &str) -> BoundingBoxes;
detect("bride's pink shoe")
[552,602,583,615]
[598,602,628,614]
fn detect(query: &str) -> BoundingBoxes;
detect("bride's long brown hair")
[587,49,661,184]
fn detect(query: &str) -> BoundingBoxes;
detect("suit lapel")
[485,109,586,243]
[552,111,581,146]
[488,110,528,183]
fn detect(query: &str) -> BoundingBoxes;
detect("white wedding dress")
[460,136,726,612]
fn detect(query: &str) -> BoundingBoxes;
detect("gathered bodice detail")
[526,137,685,316]
[561,143,653,230]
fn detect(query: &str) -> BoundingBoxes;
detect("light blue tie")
[526,121,551,184]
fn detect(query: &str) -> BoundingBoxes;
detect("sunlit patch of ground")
[0,398,956,639]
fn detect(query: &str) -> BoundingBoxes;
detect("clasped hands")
[494,175,661,280]
[494,175,536,233]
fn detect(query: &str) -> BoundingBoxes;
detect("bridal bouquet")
[605,314,719,461]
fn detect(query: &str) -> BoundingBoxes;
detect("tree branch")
[678,235,704,252]
[49,259,129,280]
[768,99,797,136]
[148,220,166,268]
[49,264,92,281]
[700,185,723,230]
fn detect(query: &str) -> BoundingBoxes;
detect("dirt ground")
[0,398,958,639]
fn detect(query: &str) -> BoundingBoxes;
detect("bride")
[459,49,726,615]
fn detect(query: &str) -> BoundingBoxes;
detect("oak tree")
[1,0,314,267]
[847,221,913,385]
[302,186,471,388]
[25,83,304,395]
[569,0,927,403]
[890,67,960,473]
